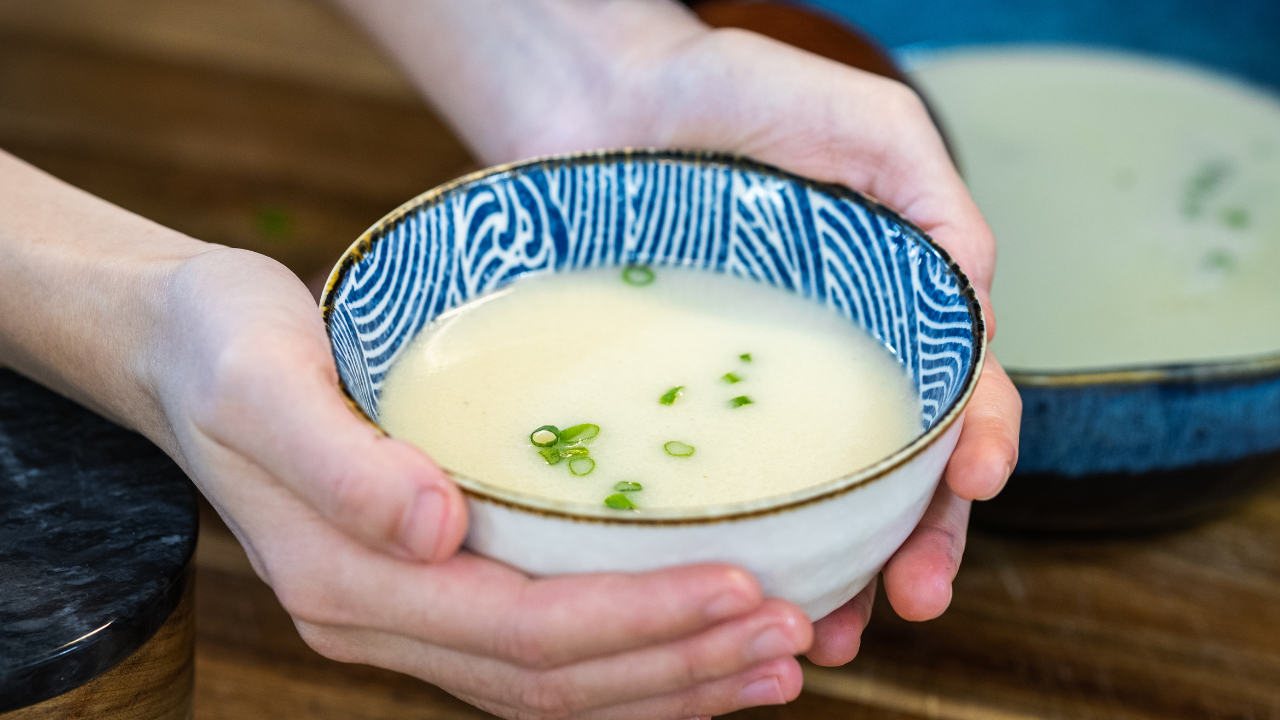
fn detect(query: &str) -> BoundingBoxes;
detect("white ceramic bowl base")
[466,420,961,619]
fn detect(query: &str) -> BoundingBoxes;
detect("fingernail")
[704,586,755,621]
[401,488,447,560]
[746,627,796,663]
[977,462,1013,501]
[737,676,785,706]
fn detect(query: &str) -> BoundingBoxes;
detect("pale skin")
[0,1,1021,718]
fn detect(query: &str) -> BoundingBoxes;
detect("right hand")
[153,247,812,719]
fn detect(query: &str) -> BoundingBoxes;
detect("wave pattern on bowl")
[326,152,975,430]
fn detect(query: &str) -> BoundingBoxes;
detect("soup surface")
[911,47,1280,371]
[378,267,921,511]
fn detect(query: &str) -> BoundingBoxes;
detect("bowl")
[320,149,984,618]
[824,0,1280,533]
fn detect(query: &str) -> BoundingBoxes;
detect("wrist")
[0,150,211,445]
[495,0,713,160]
[339,0,711,163]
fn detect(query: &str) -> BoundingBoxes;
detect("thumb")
[203,336,469,564]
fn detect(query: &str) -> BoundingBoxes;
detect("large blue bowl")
[808,0,1280,532]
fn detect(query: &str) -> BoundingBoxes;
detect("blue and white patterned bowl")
[320,150,984,618]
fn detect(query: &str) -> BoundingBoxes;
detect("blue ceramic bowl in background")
[800,0,1280,532]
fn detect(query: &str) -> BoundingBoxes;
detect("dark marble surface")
[0,369,197,711]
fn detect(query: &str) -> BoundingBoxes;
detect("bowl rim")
[1007,354,1280,388]
[319,148,986,525]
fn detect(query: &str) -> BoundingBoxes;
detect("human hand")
[339,0,1020,672]
[151,247,814,718]
[642,27,1024,664]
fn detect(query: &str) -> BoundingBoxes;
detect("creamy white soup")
[378,267,921,511]
[911,47,1280,371]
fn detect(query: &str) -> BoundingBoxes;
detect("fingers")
[174,249,468,564]
[200,403,807,717]
[806,576,876,666]
[487,562,773,667]
[201,411,786,672]
[586,657,803,720]
[878,355,1017,625]
[279,539,771,669]
[882,484,970,622]
[306,599,809,717]
[944,354,1021,501]
[226,354,467,564]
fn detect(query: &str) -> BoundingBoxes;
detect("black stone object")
[0,369,197,711]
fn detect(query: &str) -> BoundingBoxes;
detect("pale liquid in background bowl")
[378,268,921,510]
[910,47,1280,371]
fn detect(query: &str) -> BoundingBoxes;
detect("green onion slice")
[538,447,563,465]
[614,481,643,493]
[659,386,684,405]
[569,457,596,476]
[664,441,695,457]
[729,395,753,408]
[621,265,656,287]
[604,493,637,510]
[530,425,560,447]
[563,446,589,459]
[739,353,752,362]
[560,423,600,443]
[722,372,742,384]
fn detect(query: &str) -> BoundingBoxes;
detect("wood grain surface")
[0,0,473,285]
[4,1,1279,718]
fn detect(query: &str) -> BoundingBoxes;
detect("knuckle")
[329,465,381,521]
[495,591,561,670]
[516,674,582,719]
[669,644,710,687]
[294,621,362,664]
[497,625,558,671]
[881,78,928,116]
[271,569,338,626]
[924,517,964,560]
[326,465,411,550]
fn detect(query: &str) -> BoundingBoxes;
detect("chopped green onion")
[1182,160,1232,217]
[563,446,590,459]
[739,353,752,362]
[729,395,753,408]
[614,481,643,493]
[604,493,637,510]
[660,386,684,405]
[722,372,742,384]
[569,457,595,476]
[538,448,563,465]
[622,265,656,287]
[1221,207,1250,230]
[530,425,560,447]
[560,423,600,443]
[664,441,695,457]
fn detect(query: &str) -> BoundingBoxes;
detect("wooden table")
[4,2,1279,717]
[193,481,1280,720]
